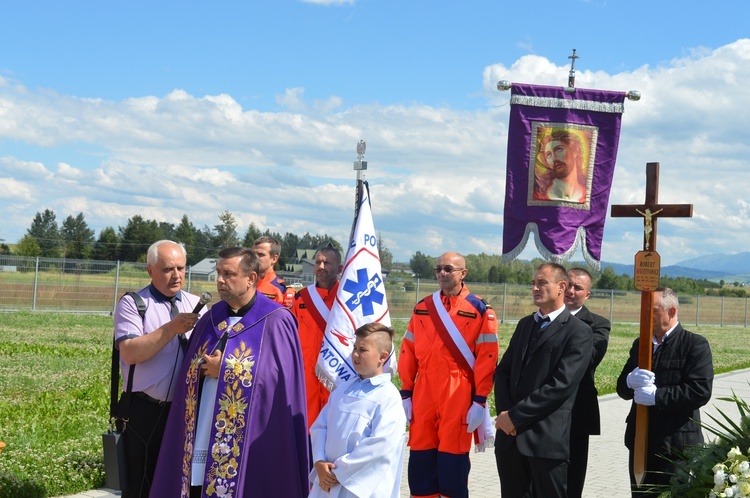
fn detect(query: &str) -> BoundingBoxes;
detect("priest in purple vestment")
[150,246,309,498]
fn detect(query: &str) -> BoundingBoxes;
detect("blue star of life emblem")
[343,268,385,316]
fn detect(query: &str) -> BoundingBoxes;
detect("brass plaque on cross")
[634,251,661,291]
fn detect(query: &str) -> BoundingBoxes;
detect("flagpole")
[315,141,393,389]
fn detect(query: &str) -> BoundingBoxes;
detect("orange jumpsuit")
[398,284,498,498]
[257,269,287,306]
[290,282,338,429]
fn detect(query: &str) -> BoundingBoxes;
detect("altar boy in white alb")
[309,322,406,498]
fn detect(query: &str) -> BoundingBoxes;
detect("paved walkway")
[60,368,750,498]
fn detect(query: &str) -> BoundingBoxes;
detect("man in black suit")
[494,262,593,497]
[565,267,611,498]
[617,287,713,497]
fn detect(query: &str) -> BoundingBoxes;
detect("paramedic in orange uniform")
[398,252,499,498]
[253,236,288,305]
[290,246,343,428]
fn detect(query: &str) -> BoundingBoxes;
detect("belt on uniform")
[132,391,170,406]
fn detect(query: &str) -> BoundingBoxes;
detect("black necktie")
[168,296,180,318]
[169,296,188,353]
[521,315,550,370]
[528,315,550,349]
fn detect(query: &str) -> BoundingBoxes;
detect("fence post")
[609,289,614,323]
[501,283,507,323]
[695,295,700,326]
[32,257,40,311]
[187,265,192,293]
[415,278,420,307]
[721,296,725,327]
[112,261,121,315]
[745,297,748,328]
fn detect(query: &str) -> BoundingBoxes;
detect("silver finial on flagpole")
[353,140,367,181]
[567,49,579,87]
[497,80,512,91]
[627,90,641,101]
[565,49,579,94]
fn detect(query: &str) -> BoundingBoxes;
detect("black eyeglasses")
[434,266,464,274]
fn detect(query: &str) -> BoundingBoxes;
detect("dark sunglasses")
[434,266,464,274]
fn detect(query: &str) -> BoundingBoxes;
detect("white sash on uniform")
[305,284,330,322]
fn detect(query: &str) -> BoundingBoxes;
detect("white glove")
[402,398,413,423]
[634,384,657,406]
[466,402,485,433]
[626,367,655,389]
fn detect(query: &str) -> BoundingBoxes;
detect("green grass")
[0,312,111,498]
[1,313,749,496]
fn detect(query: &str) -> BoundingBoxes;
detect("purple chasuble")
[150,293,309,498]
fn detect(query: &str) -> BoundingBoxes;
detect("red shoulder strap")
[299,286,328,332]
[424,296,474,381]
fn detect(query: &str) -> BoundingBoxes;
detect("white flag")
[316,185,394,390]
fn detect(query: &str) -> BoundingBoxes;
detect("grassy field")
[0,313,112,498]
[1,312,749,497]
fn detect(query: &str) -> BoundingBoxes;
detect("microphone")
[192,292,212,314]
[178,292,212,352]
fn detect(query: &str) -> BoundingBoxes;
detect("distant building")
[390,262,414,277]
[190,258,218,281]
[281,248,317,285]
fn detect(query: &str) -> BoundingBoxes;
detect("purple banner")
[502,83,626,269]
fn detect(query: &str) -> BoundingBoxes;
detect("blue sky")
[1,0,749,266]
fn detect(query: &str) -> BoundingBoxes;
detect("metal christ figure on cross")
[635,208,664,250]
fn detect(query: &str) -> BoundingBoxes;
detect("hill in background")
[600,252,750,283]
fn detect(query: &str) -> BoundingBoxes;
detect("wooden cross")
[610,162,693,485]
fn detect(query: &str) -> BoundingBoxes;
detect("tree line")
[407,251,727,295]
[7,208,369,269]
[4,208,730,295]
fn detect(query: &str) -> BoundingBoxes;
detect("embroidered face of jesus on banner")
[501,84,626,269]
[530,124,596,208]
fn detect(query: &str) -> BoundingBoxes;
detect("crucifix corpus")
[611,162,693,485]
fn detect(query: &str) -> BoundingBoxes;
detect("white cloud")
[276,87,307,112]
[1,40,750,265]
[57,162,84,180]
[0,177,33,201]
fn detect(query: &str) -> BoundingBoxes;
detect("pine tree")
[92,227,120,261]
[118,216,164,263]
[26,209,61,258]
[61,213,95,259]
[213,211,239,250]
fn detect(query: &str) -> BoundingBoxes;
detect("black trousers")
[495,441,568,498]
[567,433,590,498]
[408,449,471,498]
[121,394,171,498]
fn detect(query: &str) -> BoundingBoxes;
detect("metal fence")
[1,255,747,326]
